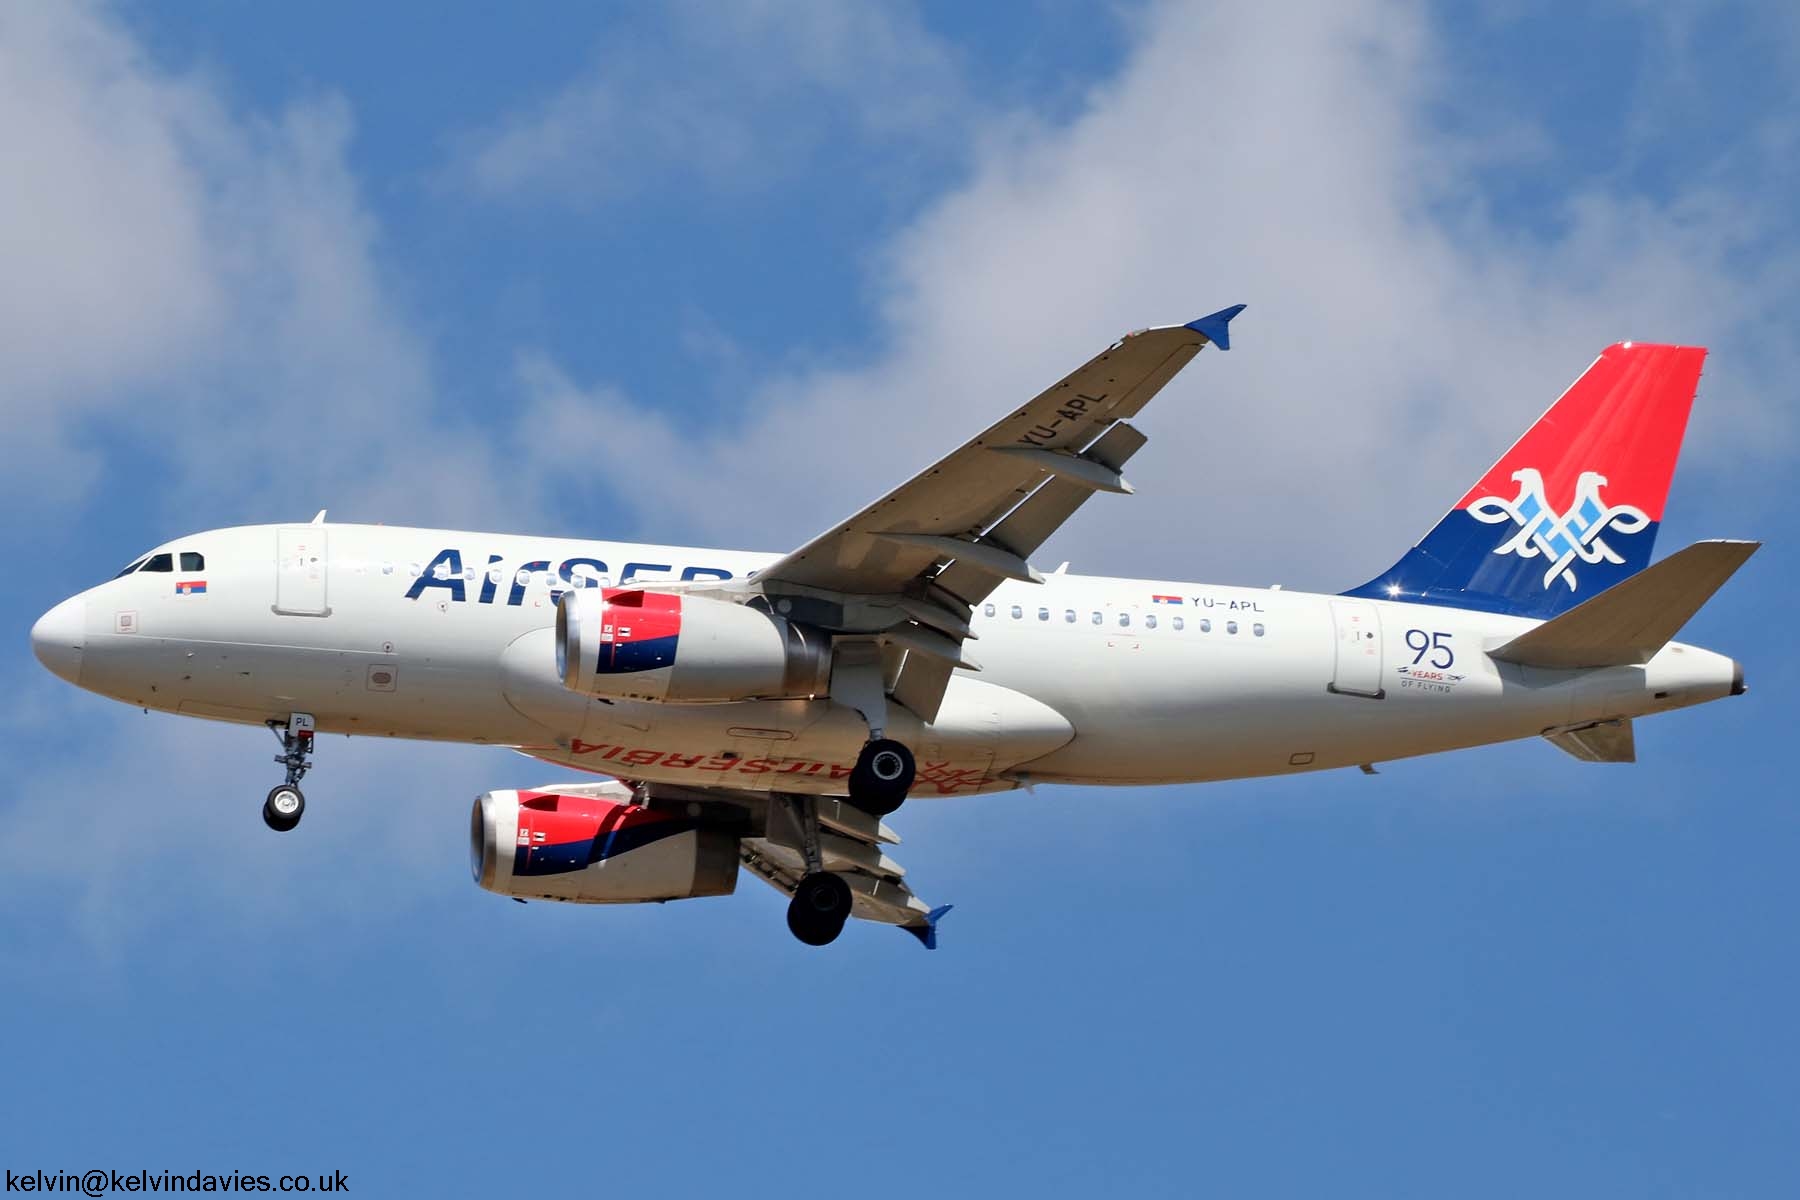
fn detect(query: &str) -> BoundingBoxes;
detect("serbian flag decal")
[1151,594,1184,605]
[176,580,207,596]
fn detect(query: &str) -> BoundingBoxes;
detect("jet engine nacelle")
[470,789,739,903]
[557,588,830,703]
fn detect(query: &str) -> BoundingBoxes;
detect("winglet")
[901,904,954,950]
[1185,304,1246,351]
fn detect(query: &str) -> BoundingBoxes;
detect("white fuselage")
[37,522,1740,796]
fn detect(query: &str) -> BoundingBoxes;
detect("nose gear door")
[274,526,330,616]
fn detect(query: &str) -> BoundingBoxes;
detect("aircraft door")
[1328,598,1384,698]
[274,526,331,616]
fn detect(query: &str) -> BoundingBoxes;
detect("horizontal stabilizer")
[1492,540,1759,669]
[1545,720,1636,763]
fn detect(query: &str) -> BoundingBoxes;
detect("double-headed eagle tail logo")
[1467,469,1650,592]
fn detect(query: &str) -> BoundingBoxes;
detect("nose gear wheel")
[263,713,316,832]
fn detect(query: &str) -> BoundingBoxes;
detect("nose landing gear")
[263,785,305,832]
[263,713,315,832]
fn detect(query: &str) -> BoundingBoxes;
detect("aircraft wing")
[740,792,951,948]
[621,781,952,947]
[746,305,1244,720]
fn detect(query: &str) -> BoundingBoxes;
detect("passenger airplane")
[29,307,1757,948]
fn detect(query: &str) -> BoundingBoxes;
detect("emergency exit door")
[275,526,330,616]
[1328,598,1384,698]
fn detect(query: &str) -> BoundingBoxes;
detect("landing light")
[1386,584,1402,597]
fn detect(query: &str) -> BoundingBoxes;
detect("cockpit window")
[141,553,174,573]
[114,556,148,579]
[180,551,204,572]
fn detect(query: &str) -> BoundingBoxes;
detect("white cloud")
[0,2,549,943]
[456,1,967,203]
[0,2,529,530]
[507,0,1797,591]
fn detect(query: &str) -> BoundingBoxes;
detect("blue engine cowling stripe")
[595,633,678,675]
[513,819,697,877]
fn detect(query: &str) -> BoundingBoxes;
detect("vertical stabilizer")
[1345,342,1704,618]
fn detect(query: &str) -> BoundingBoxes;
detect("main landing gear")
[781,793,855,947]
[788,871,853,947]
[786,734,911,943]
[263,713,315,833]
[847,737,914,816]
[829,645,916,817]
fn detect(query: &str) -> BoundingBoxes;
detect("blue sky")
[3,2,1797,1195]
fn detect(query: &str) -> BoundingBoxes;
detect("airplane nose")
[30,595,86,685]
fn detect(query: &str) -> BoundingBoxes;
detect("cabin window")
[179,551,204,572]
[1091,611,1103,625]
[1145,614,1158,630]
[1226,620,1239,635]
[1253,623,1266,637]
[1118,612,1131,628]
[1037,607,1050,621]
[1010,605,1023,620]
[1199,618,1212,633]
[984,603,996,619]
[141,553,174,573]
[1064,609,1076,623]
[1173,616,1185,631]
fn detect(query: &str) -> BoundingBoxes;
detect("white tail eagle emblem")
[1467,469,1650,592]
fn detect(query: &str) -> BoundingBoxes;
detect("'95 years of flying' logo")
[1468,468,1650,593]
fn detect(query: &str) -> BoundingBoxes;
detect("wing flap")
[890,652,955,724]
[934,422,1150,604]
[815,795,902,845]
[989,446,1133,493]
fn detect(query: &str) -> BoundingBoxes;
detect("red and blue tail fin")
[1344,342,1705,619]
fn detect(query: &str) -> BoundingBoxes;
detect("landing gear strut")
[263,713,315,832]
[779,793,855,946]
[848,738,914,816]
